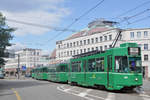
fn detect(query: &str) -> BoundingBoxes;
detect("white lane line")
[140,94,150,98]
[105,93,115,100]
[78,89,92,97]
[57,85,105,100]
[57,86,93,100]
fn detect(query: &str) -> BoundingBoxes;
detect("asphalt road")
[0,79,150,100]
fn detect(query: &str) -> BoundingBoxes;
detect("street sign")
[22,66,27,71]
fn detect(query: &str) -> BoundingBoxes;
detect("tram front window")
[115,56,128,73]
[129,57,142,73]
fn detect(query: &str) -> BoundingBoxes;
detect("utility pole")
[17,54,20,79]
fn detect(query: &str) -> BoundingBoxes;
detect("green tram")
[32,63,68,83]
[32,43,142,90]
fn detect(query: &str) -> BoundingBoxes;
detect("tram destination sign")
[128,47,140,55]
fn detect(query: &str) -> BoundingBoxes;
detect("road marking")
[11,88,22,100]
[140,94,150,100]
[78,89,92,98]
[57,85,105,100]
[105,93,115,100]
[57,86,93,100]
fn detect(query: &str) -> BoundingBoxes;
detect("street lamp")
[16,53,20,79]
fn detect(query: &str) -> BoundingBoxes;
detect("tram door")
[83,60,87,84]
[107,55,113,88]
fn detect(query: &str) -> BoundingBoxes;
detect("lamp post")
[17,54,20,79]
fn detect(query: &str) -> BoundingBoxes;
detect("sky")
[1,0,150,54]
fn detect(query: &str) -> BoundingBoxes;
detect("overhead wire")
[127,15,150,25]
[113,0,150,19]
[6,18,77,32]
[118,9,150,24]
[43,0,105,45]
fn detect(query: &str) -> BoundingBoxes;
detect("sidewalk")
[4,76,31,80]
[142,79,150,95]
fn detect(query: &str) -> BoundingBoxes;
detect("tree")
[0,12,14,65]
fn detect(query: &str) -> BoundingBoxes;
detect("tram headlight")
[135,78,138,81]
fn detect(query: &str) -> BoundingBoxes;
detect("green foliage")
[0,12,15,65]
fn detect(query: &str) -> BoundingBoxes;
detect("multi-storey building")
[55,19,150,79]
[5,48,42,76]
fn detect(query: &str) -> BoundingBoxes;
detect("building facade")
[5,48,42,76]
[55,19,150,79]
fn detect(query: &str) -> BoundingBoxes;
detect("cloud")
[6,43,26,51]
[0,0,65,12]
[1,0,70,36]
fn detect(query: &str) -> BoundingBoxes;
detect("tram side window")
[95,58,104,72]
[58,65,66,72]
[108,56,112,71]
[43,68,46,73]
[71,62,81,72]
[115,56,128,73]
[129,57,142,73]
[88,59,96,72]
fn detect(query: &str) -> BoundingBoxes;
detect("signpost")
[22,66,27,71]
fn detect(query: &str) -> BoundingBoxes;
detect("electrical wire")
[127,16,150,25]
[113,0,150,19]
[119,9,150,24]
[44,0,105,44]
[6,18,77,32]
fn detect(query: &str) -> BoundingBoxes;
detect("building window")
[104,36,107,41]
[130,32,134,38]
[73,50,75,55]
[77,41,79,46]
[144,55,148,61]
[144,31,148,37]
[88,39,90,44]
[100,36,103,42]
[67,51,69,56]
[61,52,63,57]
[73,42,76,47]
[80,41,82,45]
[104,45,107,50]
[77,50,79,54]
[70,51,72,56]
[84,40,86,45]
[137,31,141,38]
[37,52,39,55]
[64,52,66,57]
[144,44,148,50]
[109,45,112,48]
[58,45,61,49]
[59,53,60,58]
[80,49,82,54]
[67,43,69,48]
[96,47,98,50]
[64,44,66,48]
[91,38,94,43]
[88,48,90,52]
[109,35,112,40]
[95,37,98,43]
[84,49,86,53]
[100,46,103,51]
[70,43,72,47]
[92,47,94,51]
